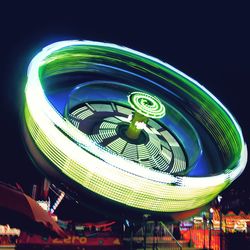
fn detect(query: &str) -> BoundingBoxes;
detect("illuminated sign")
[52,236,120,245]
[18,234,121,246]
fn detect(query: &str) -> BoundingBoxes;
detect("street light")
[209,208,214,250]
[217,195,223,250]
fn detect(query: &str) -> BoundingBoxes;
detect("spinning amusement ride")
[23,41,247,218]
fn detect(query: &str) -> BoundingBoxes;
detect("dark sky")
[0,2,249,197]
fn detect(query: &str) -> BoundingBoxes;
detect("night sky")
[0,2,249,216]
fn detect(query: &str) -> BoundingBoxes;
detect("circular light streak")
[23,40,247,213]
[128,92,166,118]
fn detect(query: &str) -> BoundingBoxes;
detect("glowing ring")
[128,92,166,118]
[24,40,247,213]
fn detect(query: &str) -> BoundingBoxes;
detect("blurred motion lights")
[23,40,247,213]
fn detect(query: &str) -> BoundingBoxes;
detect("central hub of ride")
[126,92,166,140]
[67,93,186,174]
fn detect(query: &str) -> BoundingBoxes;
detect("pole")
[217,195,223,250]
[143,222,146,250]
[130,226,133,250]
[209,208,214,250]
[203,214,206,249]
[143,215,148,250]
[220,208,223,250]
[209,221,211,250]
